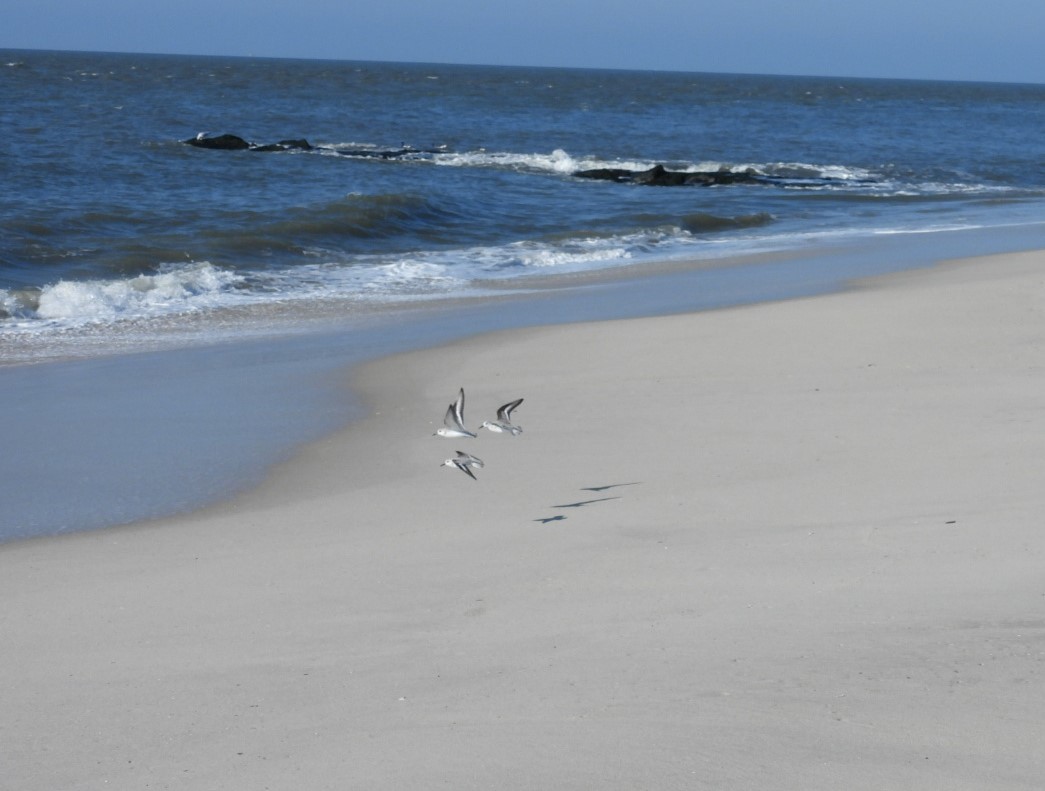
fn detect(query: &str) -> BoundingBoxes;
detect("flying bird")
[441,450,485,480]
[478,397,524,435]
[435,388,476,438]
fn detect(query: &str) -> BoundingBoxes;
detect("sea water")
[3,50,1044,359]
[1,50,1043,538]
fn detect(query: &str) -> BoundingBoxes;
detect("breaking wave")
[1,216,774,336]
[1,262,245,326]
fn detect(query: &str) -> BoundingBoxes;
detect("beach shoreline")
[3,245,1044,789]
[3,223,1044,541]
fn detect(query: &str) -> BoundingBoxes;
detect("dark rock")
[252,138,313,152]
[182,134,445,159]
[185,133,252,150]
[276,139,312,150]
[572,167,635,183]
[633,165,686,186]
[334,145,444,160]
[574,163,764,187]
[184,134,314,152]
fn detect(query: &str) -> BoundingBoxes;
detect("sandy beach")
[3,248,1044,789]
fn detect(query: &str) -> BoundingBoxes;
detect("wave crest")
[5,262,244,326]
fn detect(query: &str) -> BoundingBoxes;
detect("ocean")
[2,49,1043,539]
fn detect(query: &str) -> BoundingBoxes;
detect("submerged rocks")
[573,163,764,187]
[573,163,879,189]
[182,134,868,191]
[183,133,443,159]
[253,138,314,152]
[184,134,313,152]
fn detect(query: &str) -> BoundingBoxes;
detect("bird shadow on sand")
[553,496,622,509]
[580,482,641,493]
[532,483,641,524]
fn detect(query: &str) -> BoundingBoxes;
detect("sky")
[3,0,1044,84]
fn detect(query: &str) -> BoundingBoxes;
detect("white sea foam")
[3,211,1024,358]
[0,289,24,320]
[476,238,634,271]
[752,161,878,181]
[0,225,783,342]
[363,260,457,295]
[433,148,657,176]
[306,143,1023,201]
[30,262,245,324]
[428,148,899,187]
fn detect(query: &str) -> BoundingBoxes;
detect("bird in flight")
[478,397,524,435]
[441,450,485,480]
[435,388,477,439]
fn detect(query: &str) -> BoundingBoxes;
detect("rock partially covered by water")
[183,133,443,159]
[573,164,764,187]
[253,138,313,152]
[185,134,313,152]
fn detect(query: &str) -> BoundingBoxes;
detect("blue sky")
[4,0,1043,84]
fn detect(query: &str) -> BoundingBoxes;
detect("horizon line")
[3,45,1042,88]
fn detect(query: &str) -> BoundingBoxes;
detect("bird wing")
[443,401,462,430]
[497,397,523,423]
[456,450,484,468]
[444,388,467,431]
[452,388,467,428]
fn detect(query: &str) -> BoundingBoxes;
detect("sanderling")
[441,450,485,480]
[478,397,524,435]
[435,388,477,438]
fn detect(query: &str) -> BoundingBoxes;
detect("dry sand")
[3,249,1044,789]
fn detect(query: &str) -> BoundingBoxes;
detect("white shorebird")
[435,388,477,438]
[479,397,524,435]
[441,450,485,480]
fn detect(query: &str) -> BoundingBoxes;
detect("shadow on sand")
[533,483,641,524]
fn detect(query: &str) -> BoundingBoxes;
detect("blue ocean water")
[2,49,1043,362]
